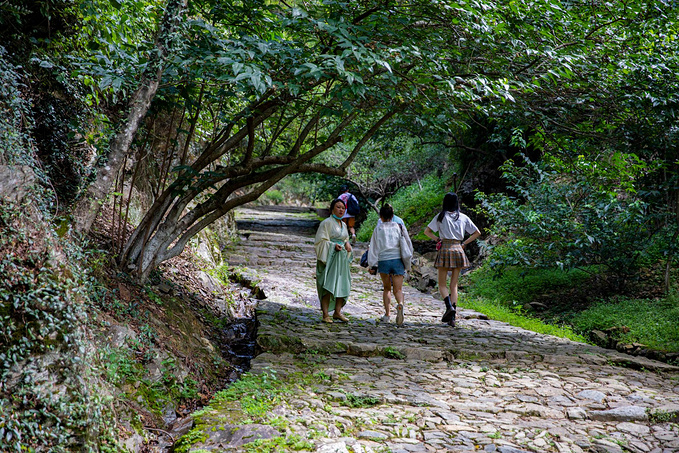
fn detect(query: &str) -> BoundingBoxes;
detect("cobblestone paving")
[194,207,679,453]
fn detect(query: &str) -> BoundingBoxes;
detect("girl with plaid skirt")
[424,193,481,327]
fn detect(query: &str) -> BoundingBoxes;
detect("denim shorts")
[378,258,405,276]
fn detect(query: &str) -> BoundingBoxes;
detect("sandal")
[322,316,333,323]
[333,313,349,323]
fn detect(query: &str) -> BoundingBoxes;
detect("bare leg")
[332,298,348,322]
[438,267,456,324]
[446,268,462,326]
[379,273,392,316]
[437,268,449,299]
[321,294,331,322]
[392,275,404,306]
[449,268,461,306]
[334,298,345,316]
[392,274,405,326]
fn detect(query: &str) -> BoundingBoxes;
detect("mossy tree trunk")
[71,0,188,236]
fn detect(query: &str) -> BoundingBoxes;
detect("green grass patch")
[466,264,593,306]
[244,434,314,452]
[212,371,291,417]
[342,394,382,408]
[382,346,405,360]
[459,296,588,343]
[570,294,679,352]
[174,428,209,453]
[461,263,679,353]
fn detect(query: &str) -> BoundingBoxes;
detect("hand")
[335,244,342,251]
[369,268,376,275]
[345,242,352,253]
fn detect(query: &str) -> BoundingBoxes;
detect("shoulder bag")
[398,224,413,271]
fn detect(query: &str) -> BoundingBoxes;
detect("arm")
[314,220,332,263]
[367,228,379,268]
[462,230,481,248]
[424,226,439,242]
[341,221,352,252]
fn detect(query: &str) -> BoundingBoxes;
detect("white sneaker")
[396,305,404,326]
[380,315,390,324]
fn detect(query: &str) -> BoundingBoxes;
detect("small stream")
[156,205,314,452]
[218,318,259,382]
[155,302,260,452]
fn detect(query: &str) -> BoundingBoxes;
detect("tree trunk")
[71,0,188,236]
[119,108,399,282]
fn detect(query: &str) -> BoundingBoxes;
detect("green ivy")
[0,202,120,451]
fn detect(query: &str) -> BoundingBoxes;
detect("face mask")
[332,214,342,220]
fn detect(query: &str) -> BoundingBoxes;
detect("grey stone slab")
[358,430,389,440]
[316,441,350,453]
[497,446,532,453]
[202,424,281,448]
[589,406,648,422]
[577,390,607,403]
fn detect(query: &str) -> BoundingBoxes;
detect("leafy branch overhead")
[45,0,677,281]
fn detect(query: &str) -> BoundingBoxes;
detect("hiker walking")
[314,198,353,323]
[367,204,413,326]
[377,211,404,226]
[424,192,481,327]
[338,185,360,242]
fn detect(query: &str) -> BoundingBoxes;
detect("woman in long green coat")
[314,199,353,323]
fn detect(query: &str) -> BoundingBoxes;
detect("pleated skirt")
[434,240,470,270]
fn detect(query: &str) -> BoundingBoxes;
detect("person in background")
[423,192,481,327]
[314,198,353,323]
[338,185,359,242]
[377,212,404,226]
[367,204,412,326]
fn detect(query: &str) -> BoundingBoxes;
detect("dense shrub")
[466,263,593,307]
[476,154,653,289]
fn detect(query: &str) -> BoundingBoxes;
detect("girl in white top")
[367,204,412,326]
[424,192,481,327]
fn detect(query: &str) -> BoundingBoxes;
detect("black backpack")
[346,195,360,216]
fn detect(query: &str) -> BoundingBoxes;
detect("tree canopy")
[3,0,678,281]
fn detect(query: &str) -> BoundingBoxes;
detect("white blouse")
[427,212,478,241]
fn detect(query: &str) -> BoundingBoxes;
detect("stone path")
[187,207,679,453]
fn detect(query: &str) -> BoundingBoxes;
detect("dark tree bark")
[119,105,399,282]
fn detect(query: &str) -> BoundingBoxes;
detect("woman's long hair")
[437,192,460,222]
